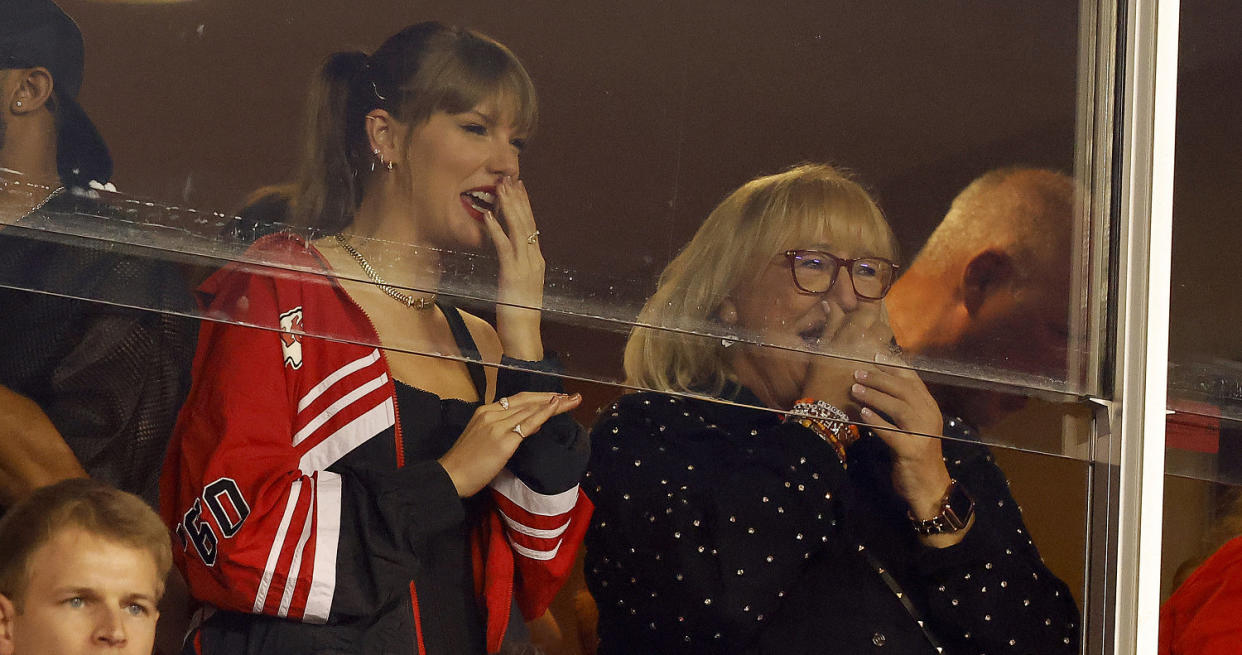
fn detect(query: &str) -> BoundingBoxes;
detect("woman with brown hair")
[584,164,1079,654]
[161,22,590,655]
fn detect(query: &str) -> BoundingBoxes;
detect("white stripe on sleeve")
[497,509,571,540]
[297,349,382,413]
[508,535,563,561]
[276,476,317,619]
[490,468,580,516]
[303,471,342,624]
[252,479,303,613]
[292,373,389,447]
[299,398,395,472]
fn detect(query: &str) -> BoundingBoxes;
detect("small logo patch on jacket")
[279,307,304,369]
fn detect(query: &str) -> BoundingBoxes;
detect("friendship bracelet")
[787,398,861,465]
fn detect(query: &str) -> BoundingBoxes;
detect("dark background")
[61,0,1080,279]
[54,0,1242,629]
[56,1,1101,632]
[59,0,1087,403]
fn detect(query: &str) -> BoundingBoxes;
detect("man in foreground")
[0,478,171,654]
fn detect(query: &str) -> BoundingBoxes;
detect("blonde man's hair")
[0,478,172,607]
[624,163,898,396]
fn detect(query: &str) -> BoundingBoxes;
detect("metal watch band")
[908,478,975,535]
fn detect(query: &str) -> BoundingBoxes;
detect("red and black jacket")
[160,234,591,654]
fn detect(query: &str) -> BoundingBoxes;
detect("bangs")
[747,167,899,265]
[416,34,538,136]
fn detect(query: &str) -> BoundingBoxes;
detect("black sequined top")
[584,386,1080,655]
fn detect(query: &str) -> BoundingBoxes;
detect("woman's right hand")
[438,391,582,497]
[799,301,891,417]
[483,176,546,361]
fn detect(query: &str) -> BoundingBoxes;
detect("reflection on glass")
[584,165,1079,653]
[2,2,1092,463]
[1162,2,1242,650]
[888,168,1078,430]
[0,0,198,510]
[162,22,592,654]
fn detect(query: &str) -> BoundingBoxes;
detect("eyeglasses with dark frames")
[783,249,899,300]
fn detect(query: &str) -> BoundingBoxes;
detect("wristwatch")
[908,479,975,535]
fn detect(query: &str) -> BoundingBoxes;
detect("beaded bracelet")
[787,398,861,465]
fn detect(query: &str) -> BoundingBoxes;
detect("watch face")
[909,481,976,534]
[945,481,976,529]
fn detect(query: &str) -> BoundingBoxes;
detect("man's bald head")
[887,167,1079,426]
[913,168,1074,281]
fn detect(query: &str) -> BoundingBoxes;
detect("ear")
[717,297,739,326]
[10,67,54,116]
[0,592,17,655]
[962,249,1014,317]
[364,109,401,166]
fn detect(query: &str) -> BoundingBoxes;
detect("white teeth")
[465,190,495,204]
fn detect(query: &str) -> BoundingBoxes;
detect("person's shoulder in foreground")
[0,478,172,655]
[1160,533,1242,655]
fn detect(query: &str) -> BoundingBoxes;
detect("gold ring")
[526,230,540,244]
[511,423,525,437]
[498,396,510,410]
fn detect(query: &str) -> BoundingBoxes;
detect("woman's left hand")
[483,176,544,361]
[849,355,954,524]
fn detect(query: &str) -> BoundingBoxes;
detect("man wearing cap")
[0,0,197,509]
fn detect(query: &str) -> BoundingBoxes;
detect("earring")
[371,148,395,171]
[14,101,21,108]
[721,338,736,348]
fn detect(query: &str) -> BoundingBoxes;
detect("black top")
[0,189,197,505]
[188,301,589,655]
[391,302,489,655]
[585,386,1080,655]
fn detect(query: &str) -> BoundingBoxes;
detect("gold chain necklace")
[27,186,66,217]
[9,185,66,222]
[334,234,437,310]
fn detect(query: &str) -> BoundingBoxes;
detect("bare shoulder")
[457,310,503,364]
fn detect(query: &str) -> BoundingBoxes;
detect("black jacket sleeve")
[910,438,1080,654]
[496,355,590,494]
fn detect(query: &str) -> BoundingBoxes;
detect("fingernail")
[485,210,495,222]
[851,383,865,395]
[853,370,867,381]
[860,407,873,417]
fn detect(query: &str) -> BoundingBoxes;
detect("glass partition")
[1,0,1104,455]
[0,1,1120,653]
[1160,0,1242,651]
